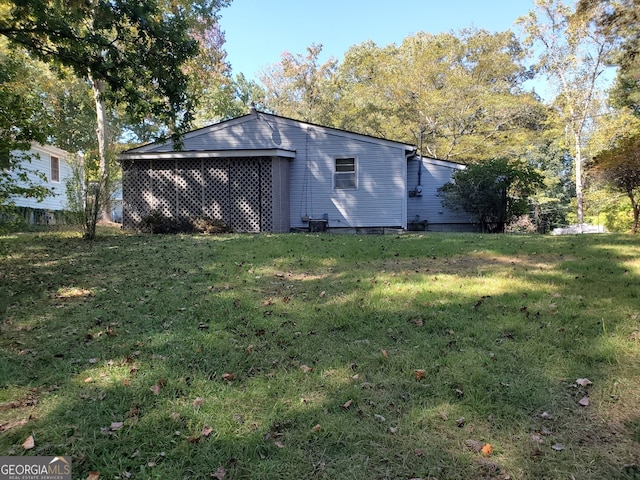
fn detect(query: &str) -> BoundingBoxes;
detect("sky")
[218,0,539,81]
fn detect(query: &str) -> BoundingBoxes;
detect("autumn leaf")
[211,466,226,479]
[342,399,353,410]
[221,373,236,381]
[84,377,93,383]
[150,384,162,395]
[552,443,565,451]
[381,349,389,358]
[300,364,313,373]
[110,421,124,431]
[414,369,426,380]
[86,472,100,480]
[22,435,34,450]
[464,439,484,452]
[579,396,590,407]
[201,426,213,437]
[311,424,322,432]
[481,443,493,456]
[576,378,593,387]
[389,426,398,434]
[274,441,285,448]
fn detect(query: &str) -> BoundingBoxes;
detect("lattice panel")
[203,159,230,222]
[122,160,152,228]
[176,159,203,218]
[230,159,261,232]
[151,159,176,218]
[260,160,273,231]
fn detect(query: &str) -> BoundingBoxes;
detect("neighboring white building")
[6,143,72,221]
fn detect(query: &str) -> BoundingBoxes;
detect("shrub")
[139,211,232,234]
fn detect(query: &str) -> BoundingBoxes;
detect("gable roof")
[120,109,416,158]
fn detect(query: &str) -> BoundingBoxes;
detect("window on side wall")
[50,156,60,182]
[334,157,356,190]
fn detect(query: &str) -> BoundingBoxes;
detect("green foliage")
[438,158,544,233]
[1,231,639,479]
[589,134,640,233]
[0,0,203,141]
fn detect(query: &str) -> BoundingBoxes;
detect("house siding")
[7,144,71,211]
[407,157,478,231]
[123,112,411,231]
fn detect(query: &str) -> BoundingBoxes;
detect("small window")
[50,156,60,182]
[334,157,356,190]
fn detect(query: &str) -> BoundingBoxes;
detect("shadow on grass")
[1,232,639,479]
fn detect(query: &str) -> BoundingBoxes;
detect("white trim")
[119,149,296,161]
[333,156,358,190]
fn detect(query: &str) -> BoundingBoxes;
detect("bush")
[139,211,232,234]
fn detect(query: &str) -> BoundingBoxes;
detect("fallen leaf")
[374,414,386,422]
[274,441,285,448]
[576,378,593,387]
[211,466,226,479]
[414,448,424,457]
[481,443,493,456]
[88,358,98,364]
[551,443,565,451]
[389,426,398,434]
[110,421,124,431]
[150,384,161,395]
[201,426,213,437]
[22,435,34,450]
[413,369,426,380]
[579,396,590,407]
[84,377,93,384]
[86,472,100,480]
[300,364,313,373]
[456,417,466,427]
[381,349,389,358]
[351,373,361,381]
[221,373,236,381]
[342,399,353,410]
[193,397,204,409]
[319,291,326,298]
[540,411,553,419]
[171,412,181,420]
[412,318,424,326]
[311,424,322,432]
[465,439,484,452]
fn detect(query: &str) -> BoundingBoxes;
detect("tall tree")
[518,0,616,226]
[333,30,546,162]
[0,40,53,207]
[1,0,230,234]
[590,134,640,233]
[260,43,338,124]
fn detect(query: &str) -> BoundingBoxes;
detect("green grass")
[1,228,639,479]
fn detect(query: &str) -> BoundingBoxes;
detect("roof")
[120,109,416,158]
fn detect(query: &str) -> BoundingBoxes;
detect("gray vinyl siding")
[132,114,409,229]
[407,157,476,230]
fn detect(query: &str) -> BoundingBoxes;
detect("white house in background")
[7,143,72,221]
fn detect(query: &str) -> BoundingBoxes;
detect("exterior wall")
[122,156,291,233]
[131,114,410,230]
[7,144,71,211]
[406,157,478,232]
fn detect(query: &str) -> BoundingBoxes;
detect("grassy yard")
[1,228,639,479]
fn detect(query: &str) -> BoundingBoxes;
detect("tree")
[438,158,544,233]
[589,134,640,233]
[330,31,546,162]
[1,0,230,237]
[260,43,338,123]
[0,41,53,209]
[518,0,616,227]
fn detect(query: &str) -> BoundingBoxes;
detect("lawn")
[1,229,639,479]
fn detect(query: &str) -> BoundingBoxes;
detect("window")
[50,156,60,182]
[334,157,356,189]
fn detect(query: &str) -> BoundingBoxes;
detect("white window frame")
[50,155,60,182]
[334,157,357,190]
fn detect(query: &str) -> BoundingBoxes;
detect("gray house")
[118,108,476,233]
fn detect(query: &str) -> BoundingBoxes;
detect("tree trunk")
[89,73,111,222]
[574,132,584,229]
[629,192,639,234]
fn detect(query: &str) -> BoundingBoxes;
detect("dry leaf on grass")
[211,466,226,479]
[576,378,593,387]
[311,424,322,432]
[86,472,100,480]
[193,397,204,409]
[300,364,313,373]
[22,435,34,450]
[221,373,236,381]
[413,369,426,380]
[201,426,213,437]
[579,396,590,407]
[342,399,353,410]
[481,443,493,456]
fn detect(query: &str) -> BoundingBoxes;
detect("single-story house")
[4,143,72,223]
[118,108,476,233]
